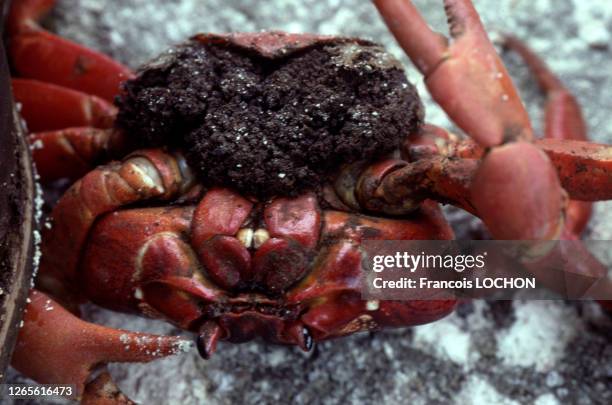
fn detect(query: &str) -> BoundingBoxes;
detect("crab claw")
[11,290,191,401]
[374,2,611,308]
[374,1,569,241]
[374,0,533,147]
[470,142,565,240]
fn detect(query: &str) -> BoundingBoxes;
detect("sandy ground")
[4,0,612,404]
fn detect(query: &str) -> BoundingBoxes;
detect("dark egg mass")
[115,33,423,198]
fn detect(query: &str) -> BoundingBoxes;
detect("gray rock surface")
[4,0,612,404]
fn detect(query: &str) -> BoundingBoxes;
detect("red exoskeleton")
[5,0,612,403]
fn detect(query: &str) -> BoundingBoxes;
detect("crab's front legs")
[40,149,196,297]
[374,0,611,299]
[13,150,197,402]
[401,34,612,235]
[374,0,563,240]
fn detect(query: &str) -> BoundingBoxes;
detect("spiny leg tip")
[196,320,223,359]
[300,327,314,352]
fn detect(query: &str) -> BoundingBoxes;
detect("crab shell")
[192,32,377,58]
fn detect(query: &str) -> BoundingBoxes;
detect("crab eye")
[115,36,423,198]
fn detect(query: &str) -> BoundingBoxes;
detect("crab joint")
[120,156,165,195]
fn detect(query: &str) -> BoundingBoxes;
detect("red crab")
[5,0,612,403]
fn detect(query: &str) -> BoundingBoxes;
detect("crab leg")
[375,0,545,237]
[29,127,127,182]
[399,134,612,233]
[502,36,587,142]
[12,290,190,402]
[377,156,478,215]
[8,0,133,101]
[501,36,612,307]
[13,79,117,132]
[534,139,612,202]
[402,129,612,203]
[502,35,593,235]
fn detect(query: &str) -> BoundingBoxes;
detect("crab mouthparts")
[195,302,313,359]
